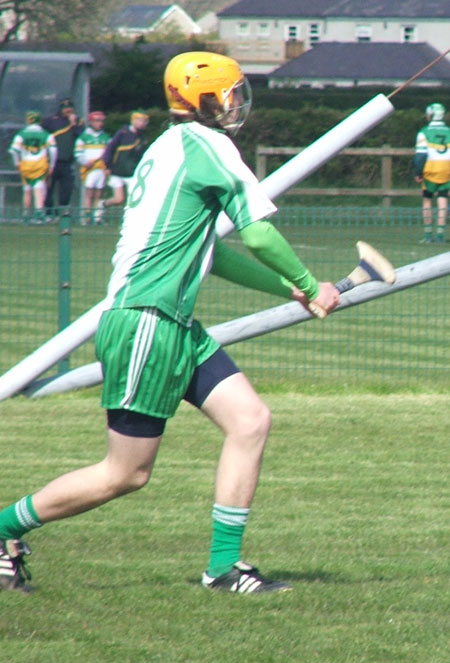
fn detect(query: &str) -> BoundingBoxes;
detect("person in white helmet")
[0,52,340,595]
[414,102,450,244]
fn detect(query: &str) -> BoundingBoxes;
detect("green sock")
[424,226,432,241]
[208,504,249,578]
[0,495,42,540]
[436,227,444,242]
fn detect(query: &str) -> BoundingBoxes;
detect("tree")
[0,0,121,46]
[90,43,168,112]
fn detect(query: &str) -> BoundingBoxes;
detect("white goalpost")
[23,251,450,398]
[0,94,395,401]
[5,42,450,401]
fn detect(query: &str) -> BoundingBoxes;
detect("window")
[237,22,250,37]
[356,25,372,42]
[309,23,321,44]
[285,24,300,41]
[402,25,416,42]
[258,22,270,37]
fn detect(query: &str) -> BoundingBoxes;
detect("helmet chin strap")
[167,85,196,113]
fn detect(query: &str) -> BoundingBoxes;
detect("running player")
[0,52,340,594]
[98,110,149,219]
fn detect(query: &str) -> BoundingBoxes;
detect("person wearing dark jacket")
[42,98,84,217]
[96,111,149,218]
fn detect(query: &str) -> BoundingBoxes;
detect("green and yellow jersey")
[9,124,57,180]
[414,121,450,184]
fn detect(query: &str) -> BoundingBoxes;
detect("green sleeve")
[239,221,319,300]
[211,237,293,299]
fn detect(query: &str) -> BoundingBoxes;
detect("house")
[107,4,201,39]
[197,11,219,35]
[218,0,450,74]
[268,42,450,90]
[218,0,329,73]
[322,0,450,55]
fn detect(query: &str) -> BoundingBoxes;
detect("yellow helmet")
[164,51,252,135]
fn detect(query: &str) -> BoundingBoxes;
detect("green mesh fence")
[0,205,448,392]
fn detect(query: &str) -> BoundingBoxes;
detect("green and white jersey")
[105,121,276,326]
[415,121,450,184]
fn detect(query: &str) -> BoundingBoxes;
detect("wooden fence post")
[381,144,392,208]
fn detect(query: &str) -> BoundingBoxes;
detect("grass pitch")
[0,389,448,662]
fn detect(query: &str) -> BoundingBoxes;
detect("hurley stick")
[308,241,396,318]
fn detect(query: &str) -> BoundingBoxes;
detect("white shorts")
[108,174,132,190]
[84,169,107,189]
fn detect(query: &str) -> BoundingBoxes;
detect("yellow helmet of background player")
[164,51,252,135]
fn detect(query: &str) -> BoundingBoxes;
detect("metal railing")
[1,204,447,392]
[0,169,21,208]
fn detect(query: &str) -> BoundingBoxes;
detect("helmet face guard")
[201,77,252,136]
[213,77,252,136]
[164,52,252,135]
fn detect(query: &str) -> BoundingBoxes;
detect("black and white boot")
[0,538,33,593]
[202,560,292,594]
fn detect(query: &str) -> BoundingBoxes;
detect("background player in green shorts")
[8,111,57,224]
[414,102,450,244]
[0,52,340,594]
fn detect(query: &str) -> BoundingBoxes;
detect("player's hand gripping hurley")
[308,241,396,319]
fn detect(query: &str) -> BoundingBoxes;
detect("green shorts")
[95,307,220,418]
[22,174,46,189]
[422,179,450,197]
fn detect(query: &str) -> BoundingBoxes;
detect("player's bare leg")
[32,430,162,522]
[422,197,433,242]
[200,372,291,593]
[0,431,161,592]
[92,187,103,209]
[201,372,271,507]
[436,195,448,243]
[104,185,125,208]
[22,188,32,222]
[30,184,47,223]
[81,187,95,225]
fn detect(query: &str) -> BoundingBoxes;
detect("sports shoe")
[201,561,292,594]
[0,538,33,593]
